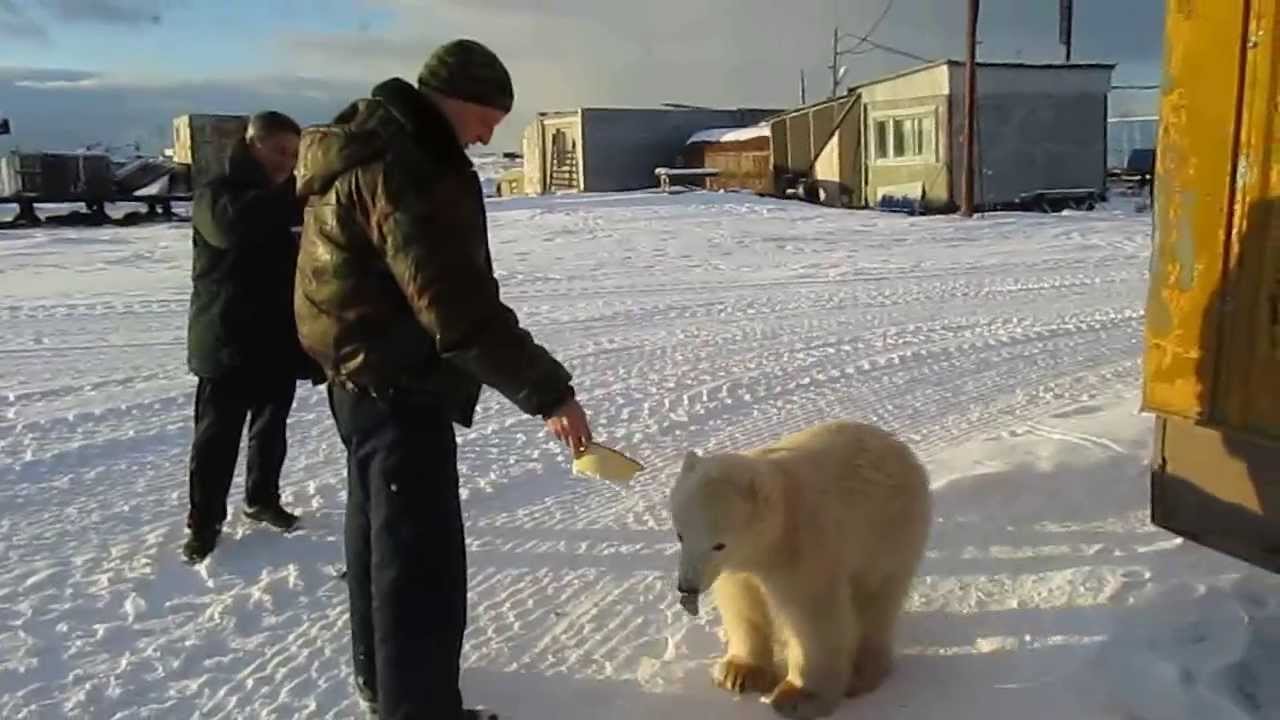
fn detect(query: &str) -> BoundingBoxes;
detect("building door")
[547,126,579,192]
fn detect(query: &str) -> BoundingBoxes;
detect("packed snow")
[2,189,1278,719]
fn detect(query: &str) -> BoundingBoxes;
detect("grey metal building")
[520,106,779,194]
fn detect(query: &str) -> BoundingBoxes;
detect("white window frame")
[869,106,939,166]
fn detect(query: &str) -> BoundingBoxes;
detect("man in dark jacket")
[294,39,591,719]
[184,111,317,564]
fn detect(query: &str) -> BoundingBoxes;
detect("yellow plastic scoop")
[572,442,645,485]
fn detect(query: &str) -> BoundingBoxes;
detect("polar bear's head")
[668,450,770,602]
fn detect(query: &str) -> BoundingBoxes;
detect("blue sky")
[0,0,1164,154]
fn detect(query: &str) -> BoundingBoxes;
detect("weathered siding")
[861,64,951,103]
[864,95,951,211]
[811,96,862,207]
[840,100,863,206]
[769,121,789,186]
[683,136,773,194]
[785,114,812,174]
[810,104,836,159]
[769,94,860,200]
[520,120,544,195]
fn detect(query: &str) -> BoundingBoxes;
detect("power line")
[849,36,935,64]
[827,0,910,97]
[842,0,896,56]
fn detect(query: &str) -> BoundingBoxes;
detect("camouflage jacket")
[294,77,573,426]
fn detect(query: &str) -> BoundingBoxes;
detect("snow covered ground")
[1,190,1277,719]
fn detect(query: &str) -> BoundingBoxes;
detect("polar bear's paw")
[766,680,838,719]
[713,656,777,695]
[846,642,892,697]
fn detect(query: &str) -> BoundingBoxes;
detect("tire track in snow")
[0,196,1159,716]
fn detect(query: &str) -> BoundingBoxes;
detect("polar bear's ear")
[682,451,700,472]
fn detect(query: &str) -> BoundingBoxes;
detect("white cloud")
[2,0,1164,153]
[0,0,49,42]
[44,0,171,25]
[0,68,356,153]
[275,0,1163,149]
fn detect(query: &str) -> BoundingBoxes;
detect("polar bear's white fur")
[669,420,931,719]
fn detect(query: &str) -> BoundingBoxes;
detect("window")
[874,120,890,161]
[871,110,937,164]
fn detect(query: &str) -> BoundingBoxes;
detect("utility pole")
[960,0,979,217]
[831,26,840,98]
[800,69,807,104]
[1060,0,1074,62]
[826,26,856,98]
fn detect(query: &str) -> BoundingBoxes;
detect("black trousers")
[327,383,467,720]
[187,373,297,530]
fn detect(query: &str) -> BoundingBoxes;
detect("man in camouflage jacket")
[294,39,592,720]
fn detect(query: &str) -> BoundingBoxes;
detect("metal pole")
[831,26,840,98]
[801,69,807,105]
[1060,0,1074,62]
[961,0,979,217]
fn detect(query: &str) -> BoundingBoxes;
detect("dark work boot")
[243,504,299,532]
[182,525,220,564]
[356,679,378,716]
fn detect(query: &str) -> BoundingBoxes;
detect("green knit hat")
[417,39,514,113]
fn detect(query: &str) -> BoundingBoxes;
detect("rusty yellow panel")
[1214,0,1280,440]
[1141,0,1250,420]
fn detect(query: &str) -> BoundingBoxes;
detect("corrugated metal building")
[769,61,1116,212]
[520,107,780,194]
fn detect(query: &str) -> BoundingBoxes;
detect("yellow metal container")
[1145,0,1280,572]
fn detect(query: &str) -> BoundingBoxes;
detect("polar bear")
[668,420,931,720]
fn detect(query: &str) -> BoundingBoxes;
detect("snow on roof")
[685,124,770,145]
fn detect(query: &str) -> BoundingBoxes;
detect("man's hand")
[545,397,593,454]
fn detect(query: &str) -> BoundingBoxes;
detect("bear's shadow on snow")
[461,650,1102,719]
[923,454,1160,568]
[463,668,756,720]
[879,453,1186,714]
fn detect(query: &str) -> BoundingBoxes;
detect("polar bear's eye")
[677,533,684,543]
[712,543,726,552]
